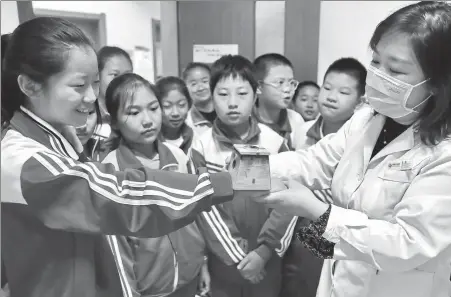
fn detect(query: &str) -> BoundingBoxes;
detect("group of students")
[3,1,451,297]
[0,15,366,297]
[75,40,368,297]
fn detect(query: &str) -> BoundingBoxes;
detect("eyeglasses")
[260,79,299,91]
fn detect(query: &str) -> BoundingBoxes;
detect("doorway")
[33,9,106,50]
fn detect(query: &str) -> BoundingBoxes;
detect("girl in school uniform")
[1,17,235,297]
[95,46,134,148]
[102,73,210,297]
[155,76,196,154]
[183,62,217,136]
[259,2,451,297]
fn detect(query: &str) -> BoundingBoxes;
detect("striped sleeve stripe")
[206,161,224,172]
[206,165,223,173]
[209,206,246,258]
[106,235,132,297]
[41,151,211,197]
[201,211,242,263]
[43,152,212,203]
[48,135,66,157]
[33,152,214,209]
[275,217,297,257]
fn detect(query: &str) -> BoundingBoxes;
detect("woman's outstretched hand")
[252,179,329,220]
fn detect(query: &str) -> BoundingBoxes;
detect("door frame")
[33,8,107,49]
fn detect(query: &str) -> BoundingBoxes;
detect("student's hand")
[198,262,211,296]
[254,179,329,220]
[237,250,267,281]
[247,269,267,284]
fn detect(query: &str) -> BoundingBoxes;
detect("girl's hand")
[198,262,210,296]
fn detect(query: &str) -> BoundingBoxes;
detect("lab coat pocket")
[367,269,435,297]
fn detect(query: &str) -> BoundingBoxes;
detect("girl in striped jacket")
[1,17,234,297]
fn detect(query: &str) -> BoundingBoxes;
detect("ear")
[17,74,43,99]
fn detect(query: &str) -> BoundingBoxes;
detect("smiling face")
[161,89,190,130]
[368,33,430,124]
[115,86,162,146]
[318,71,361,123]
[27,46,99,130]
[185,67,211,105]
[213,75,256,130]
[294,85,320,121]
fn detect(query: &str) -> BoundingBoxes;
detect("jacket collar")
[212,116,261,146]
[115,139,178,171]
[252,106,292,135]
[162,123,194,154]
[190,105,212,126]
[306,116,324,143]
[10,107,81,160]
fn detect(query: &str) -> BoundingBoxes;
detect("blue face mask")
[365,65,431,123]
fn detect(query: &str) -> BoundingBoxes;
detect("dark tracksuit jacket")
[190,118,298,297]
[103,140,206,297]
[1,106,233,297]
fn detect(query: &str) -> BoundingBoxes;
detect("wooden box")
[228,144,271,191]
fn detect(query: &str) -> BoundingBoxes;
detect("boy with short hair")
[292,81,320,122]
[280,57,367,297]
[252,53,305,150]
[191,55,297,297]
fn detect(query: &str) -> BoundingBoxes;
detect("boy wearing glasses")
[252,53,305,150]
[280,57,367,297]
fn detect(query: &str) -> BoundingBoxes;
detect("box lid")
[233,144,270,156]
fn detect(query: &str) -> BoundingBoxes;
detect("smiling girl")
[1,17,235,297]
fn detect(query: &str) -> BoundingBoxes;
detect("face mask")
[365,65,431,121]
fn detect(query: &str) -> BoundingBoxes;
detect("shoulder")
[162,142,189,163]
[258,123,285,152]
[287,109,305,126]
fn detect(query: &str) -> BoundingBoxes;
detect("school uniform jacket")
[103,140,206,297]
[190,118,297,280]
[162,123,195,155]
[270,104,451,297]
[185,106,213,137]
[1,107,233,297]
[253,107,305,150]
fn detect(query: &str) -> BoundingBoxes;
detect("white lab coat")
[270,104,451,297]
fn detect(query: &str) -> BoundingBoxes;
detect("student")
[190,55,297,297]
[252,53,305,150]
[292,81,320,122]
[183,62,216,136]
[96,46,133,142]
[259,2,451,297]
[280,57,366,297]
[156,76,195,154]
[0,17,243,297]
[102,73,210,297]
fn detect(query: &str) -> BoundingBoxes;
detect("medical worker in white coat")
[258,2,451,297]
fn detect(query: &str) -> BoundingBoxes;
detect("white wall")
[32,1,161,81]
[1,1,20,34]
[255,1,285,57]
[317,1,418,84]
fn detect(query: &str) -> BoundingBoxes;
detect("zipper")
[167,235,179,292]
